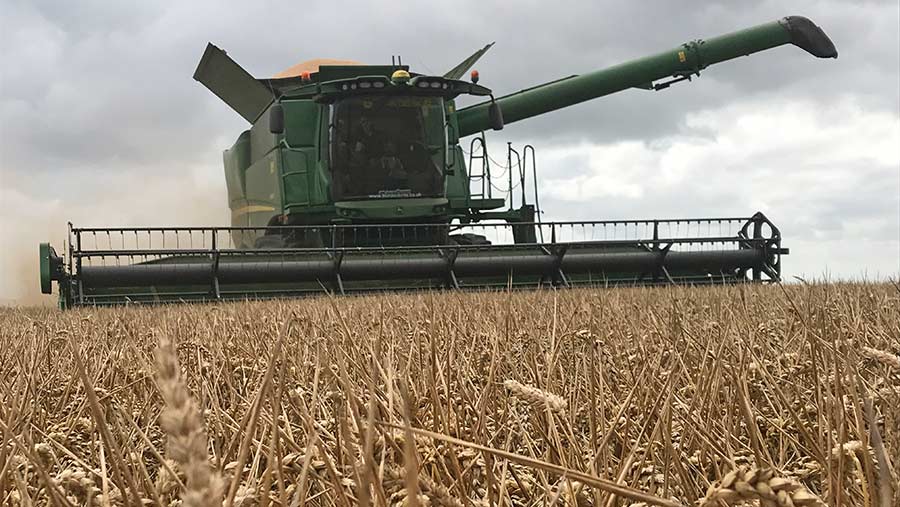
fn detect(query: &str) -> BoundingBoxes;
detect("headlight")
[430,81,441,88]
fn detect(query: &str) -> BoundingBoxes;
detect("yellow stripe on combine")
[231,205,275,218]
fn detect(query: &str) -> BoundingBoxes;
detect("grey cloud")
[6,0,896,175]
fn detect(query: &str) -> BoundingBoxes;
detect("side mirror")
[488,101,504,131]
[269,104,284,134]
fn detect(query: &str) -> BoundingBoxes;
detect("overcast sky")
[1,0,898,304]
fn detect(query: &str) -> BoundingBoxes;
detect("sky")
[1,0,898,304]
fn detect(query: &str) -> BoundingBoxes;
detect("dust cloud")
[0,168,228,307]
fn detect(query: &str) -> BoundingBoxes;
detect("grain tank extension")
[40,16,837,306]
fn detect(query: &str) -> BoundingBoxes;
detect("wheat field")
[1,283,898,506]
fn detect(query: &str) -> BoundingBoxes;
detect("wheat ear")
[700,467,825,507]
[503,380,568,413]
[155,336,223,507]
[862,347,900,369]
[386,467,464,507]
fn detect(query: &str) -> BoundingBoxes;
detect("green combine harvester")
[40,16,836,307]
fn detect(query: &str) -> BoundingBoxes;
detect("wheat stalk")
[876,386,900,398]
[155,336,224,507]
[700,467,825,507]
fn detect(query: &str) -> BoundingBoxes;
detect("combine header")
[40,16,836,307]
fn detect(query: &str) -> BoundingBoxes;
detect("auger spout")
[456,16,836,137]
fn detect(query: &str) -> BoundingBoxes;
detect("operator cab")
[274,69,497,210]
[330,95,445,200]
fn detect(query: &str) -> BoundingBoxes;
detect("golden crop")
[1,283,898,506]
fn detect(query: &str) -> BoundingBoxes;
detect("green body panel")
[442,100,472,212]
[223,131,251,220]
[281,149,313,207]
[243,151,280,224]
[193,43,273,122]
[249,114,279,162]
[39,243,52,294]
[445,146,469,210]
[282,100,330,209]
[283,100,319,146]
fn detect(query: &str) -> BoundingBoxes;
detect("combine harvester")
[40,16,836,307]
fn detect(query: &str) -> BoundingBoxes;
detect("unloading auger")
[40,16,836,307]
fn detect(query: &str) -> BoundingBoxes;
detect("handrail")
[70,216,765,233]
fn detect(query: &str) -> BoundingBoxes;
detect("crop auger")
[40,16,837,307]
